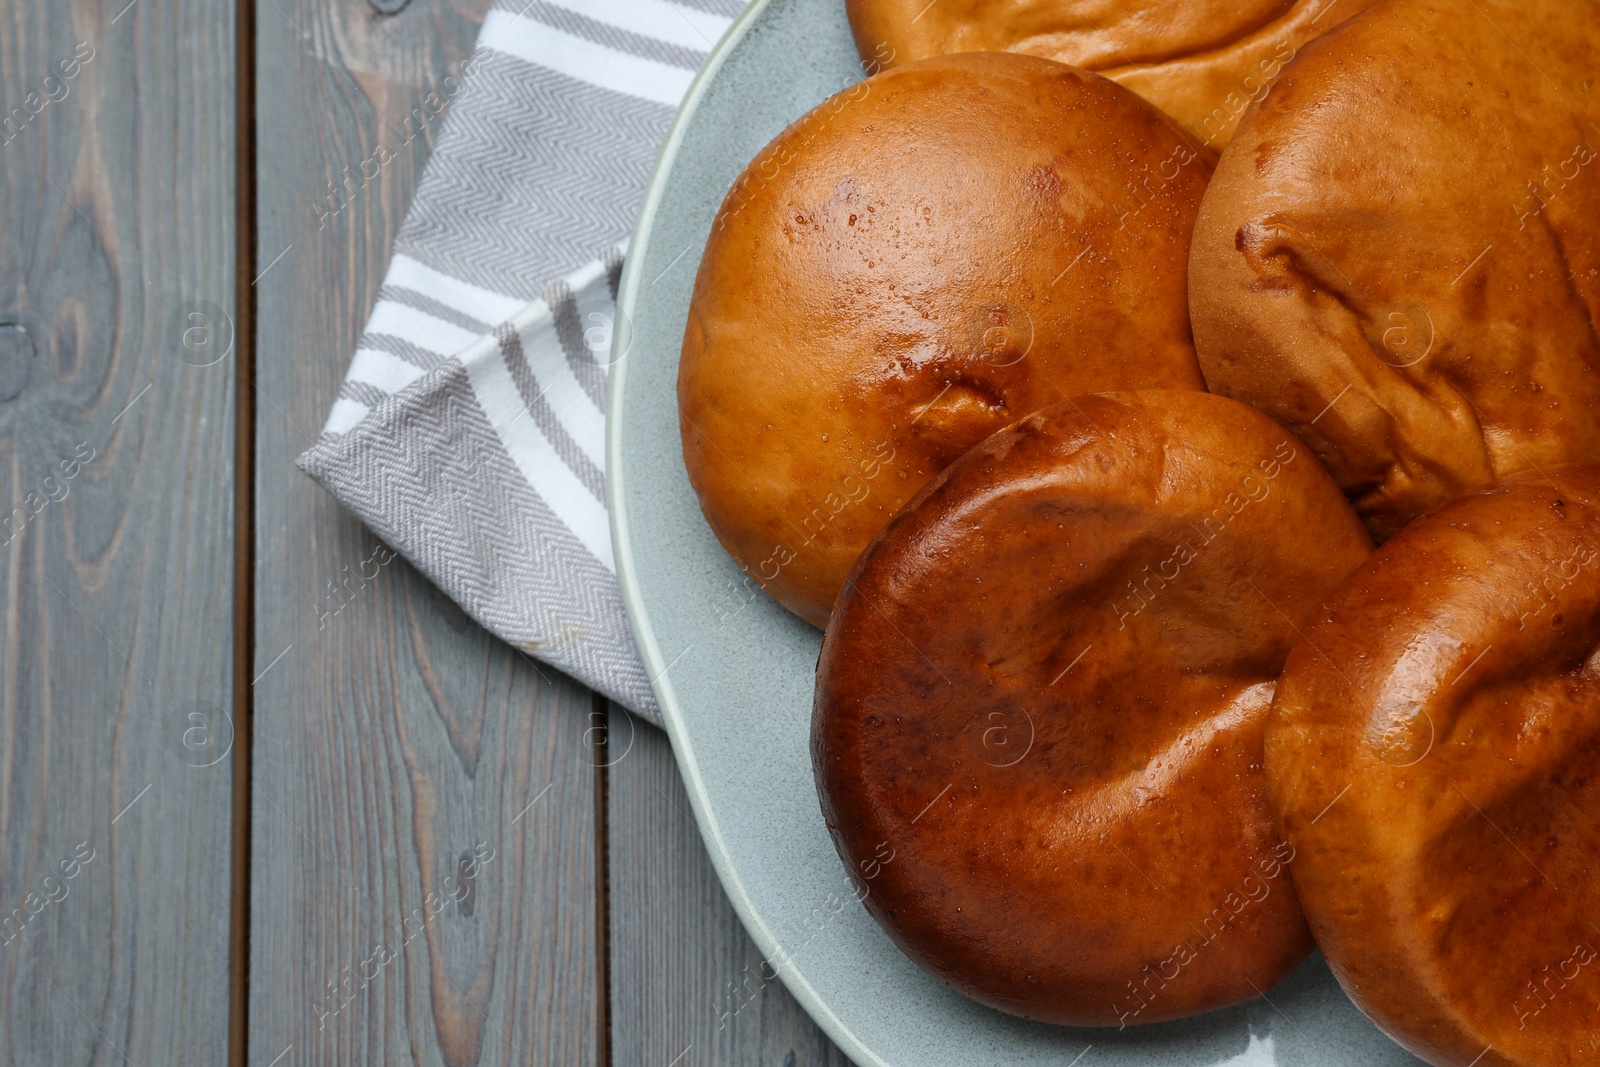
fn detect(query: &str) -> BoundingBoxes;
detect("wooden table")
[0,1,850,1062]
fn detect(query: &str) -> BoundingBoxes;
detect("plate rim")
[605,5,888,1064]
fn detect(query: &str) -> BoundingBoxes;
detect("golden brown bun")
[813,391,1372,1026]
[680,53,1210,629]
[1268,465,1600,1067]
[845,0,1374,148]
[1191,0,1600,541]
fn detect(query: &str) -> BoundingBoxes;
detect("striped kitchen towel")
[296,0,747,723]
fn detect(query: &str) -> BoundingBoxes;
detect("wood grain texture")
[607,705,852,1067]
[250,2,600,1064]
[0,0,237,1063]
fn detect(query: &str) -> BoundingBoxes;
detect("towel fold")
[297,0,749,723]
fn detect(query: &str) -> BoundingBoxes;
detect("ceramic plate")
[606,0,1425,1061]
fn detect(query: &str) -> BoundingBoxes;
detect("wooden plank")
[250,2,600,1064]
[607,705,852,1066]
[0,0,237,1063]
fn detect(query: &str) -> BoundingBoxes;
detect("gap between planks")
[595,691,614,1067]
[229,0,259,1061]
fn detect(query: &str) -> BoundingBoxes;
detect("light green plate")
[606,0,1424,1061]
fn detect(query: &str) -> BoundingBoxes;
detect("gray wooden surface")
[0,0,238,1063]
[0,0,848,1063]
[250,0,603,1064]
[607,706,852,1067]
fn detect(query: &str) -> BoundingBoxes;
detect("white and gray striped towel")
[297,0,748,724]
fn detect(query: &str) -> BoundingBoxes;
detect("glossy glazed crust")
[813,391,1372,1026]
[679,53,1210,629]
[1268,466,1600,1067]
[1191,0,1600,542]
[844,0,1374,148]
